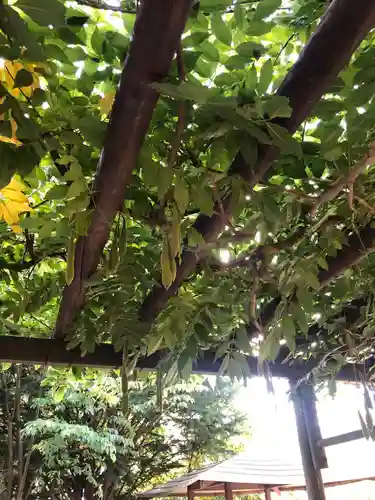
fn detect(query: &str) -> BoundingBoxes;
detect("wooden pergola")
[4,1,375,500]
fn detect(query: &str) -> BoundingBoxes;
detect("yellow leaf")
[1,60,41,99]
[66,236,76,285]
[161,237,173,289]
[0,135,21,146]
[11,225,22,234]
[98,91,115,116]
[0,176,32,231]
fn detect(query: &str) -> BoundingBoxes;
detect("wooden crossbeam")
[0,335,371,382]
[321,429,364,447]
[291,381,327,500]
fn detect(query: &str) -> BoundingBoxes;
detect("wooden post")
[300,382,328,469]
[264,487,272,500]
[291,381,326,500]
[187,484,194,500]
[224,482,234,500]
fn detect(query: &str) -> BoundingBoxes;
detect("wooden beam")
[291,381,326,500]
[54,0,192,338]
[187,484,194,500]
[321,429,364,447]
[224,483,233,500]
[299,382,328,469]
[264,488,272,500]
[0,336,371,381]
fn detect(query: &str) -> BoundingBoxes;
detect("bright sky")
[234,377,366,449]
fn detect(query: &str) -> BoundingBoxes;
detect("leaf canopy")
[0,0,375,382]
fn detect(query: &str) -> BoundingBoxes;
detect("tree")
[1,0,375,387]
[0,365,248,499]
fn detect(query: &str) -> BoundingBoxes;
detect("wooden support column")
[291,381,326,500]
[224,482,234,500]
[300,382,328,469]
[264,487,272,500]
[187,484,194,500]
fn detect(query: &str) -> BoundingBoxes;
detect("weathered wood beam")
[298,381,328,470]
[291,381,326,500]
[54,0,192,338]
[224,483,234,500]
[0,336,371,382]
[140,0,375,323]
[320,429,364,447]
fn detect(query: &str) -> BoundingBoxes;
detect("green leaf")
[225,55,249,71]
[236,42,264,59]
[246,65,258,90]
[91,28,104,55]
[16,0,65,26]
[157,166,173,200]
[191,185,213,216]
[200,0,232,11]
[201,41,220,62]
[291,304,309,334]
[282,315,296,351]
[179,354,193,380]
[75,211,91,236]
[211,14,232,46]
[239,134,258,168]
[13,69,33,88]
[57,27,83,45]
[152,82,215,103]
[247,124,274,145]
[188,227,206,247]
[147,334,163,355]
[236,327,251,353]
[54,386,66,403]
[363,325,375,338]
[61,131,81,145]
[183,32,210,47]
[266,123,301,155]
[234,3,246,30]
[0,121,12,138]
[253,0,281,20]
[263,95,292,119]
[258,59,273,94]
[142,156,159,188]
[31,88,46,106]
[259,327,281,361]
[44,44,72,65]
[296,286,315,314]
[174,175,189,215]
[67,179,87,199]
[66,236,75,285]
[247,21,273,36]
[45,185,69,200]
[214,73,238,87]
[303,270,321,291]
[161,237,174,289]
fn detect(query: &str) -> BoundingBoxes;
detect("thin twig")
[274,33,296,64]
[354,195,375,216]
[310,142,375,216]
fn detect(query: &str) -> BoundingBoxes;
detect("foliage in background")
[0,365,248,500]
